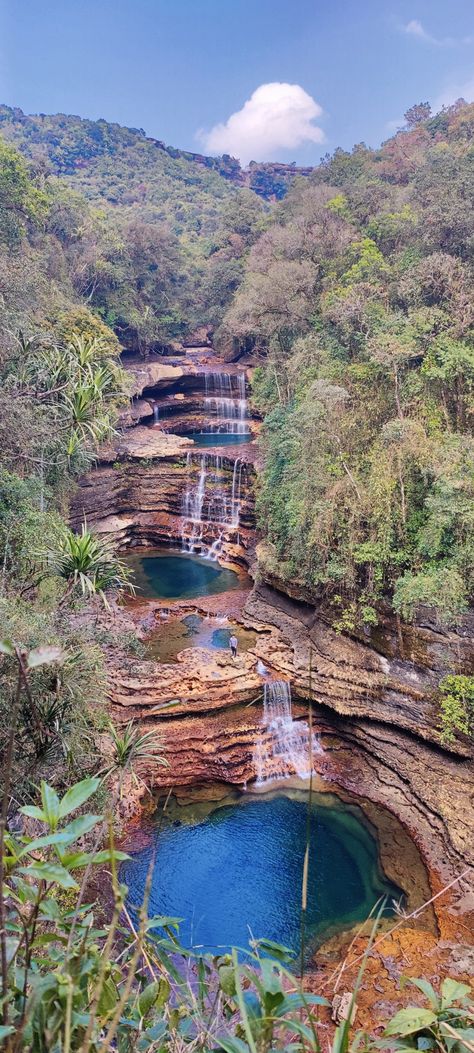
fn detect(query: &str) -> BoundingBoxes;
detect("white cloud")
[405,18,432,40]
[197,82,325,165]
[402,18,474,46]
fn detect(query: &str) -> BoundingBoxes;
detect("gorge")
[70,341,474,994]
[1,98,474,1045]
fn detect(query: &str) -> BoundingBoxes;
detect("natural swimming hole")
[124,548,249,600]
[183,431,252,448]
[121,791,402,957]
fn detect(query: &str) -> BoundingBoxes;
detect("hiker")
[229,634,238,658]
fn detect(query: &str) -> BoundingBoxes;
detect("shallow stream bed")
[145,613,258,662]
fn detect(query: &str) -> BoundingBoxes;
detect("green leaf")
[58,814,101,841]
[404,977,439,1009]
[19,862,79,890]
[19,831,80,857]
[31,933,68,947]
[145,915,181,931]
[5,938,19,965]
[385,1008,438,1037]
[274,992,330,1015]
[59,849,129,867]
[39,899,62,921]
[27,645,63,668]
[260,958,282,995]
[138,979,170,1018]
[218,965,236,998]
[0,1027,15,1041]
[252,937,294,962]
[216,1038,250,1053]
[275,1018,319,1043]
[440,1027,474,1046]
[58,777,100,818]
[19,816,101,858]
[138,1022,167,1048]
[440,979,471,1007]
[20,805,45,821]
[97,975,118,1016]
[40,782,60,829]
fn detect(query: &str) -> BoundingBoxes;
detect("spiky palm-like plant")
[99,720,168,797]
[42,523,134,606]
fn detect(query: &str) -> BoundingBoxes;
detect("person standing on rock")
[229,634,238,659]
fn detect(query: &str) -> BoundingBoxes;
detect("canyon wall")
[74,349,474,901]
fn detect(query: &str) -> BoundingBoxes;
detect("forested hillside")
[223,101,474,632]
[1,99,474,790]
[1,97,474,1052]
[0,105,266,351]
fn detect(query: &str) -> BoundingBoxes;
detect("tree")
[404,102,432,127]
[0,141,46,247]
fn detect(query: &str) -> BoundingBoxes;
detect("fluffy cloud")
[198,82,324,165]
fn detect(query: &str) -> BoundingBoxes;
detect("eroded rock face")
[103,572,473,896]
[70,446,256,561]
[126,359,185,398]
[243,583,472,756]
[72,349,474,916]
[71,351,258,562]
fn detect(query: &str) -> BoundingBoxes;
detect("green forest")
[0,97,473,1052]
[222,101,474,634]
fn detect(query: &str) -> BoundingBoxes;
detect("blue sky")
[1,0,473,165]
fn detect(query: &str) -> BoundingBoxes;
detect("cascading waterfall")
[153,403,160,423]
[203,372,250,435]
[181,453,245,558]
[181,453,208,552]
[254,680,322,785]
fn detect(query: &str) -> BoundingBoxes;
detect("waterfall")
[181,453,207,552]
[181,453,245,558]
[203,372,250,435]
[153,403,160,423]
[254,681,322,785]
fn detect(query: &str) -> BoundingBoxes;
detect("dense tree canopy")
[224,101,474,629]
[0,106,267,348]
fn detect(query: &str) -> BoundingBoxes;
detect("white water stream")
[181,453,245,558]
[254,680,322,785]
[203,372,250,435]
